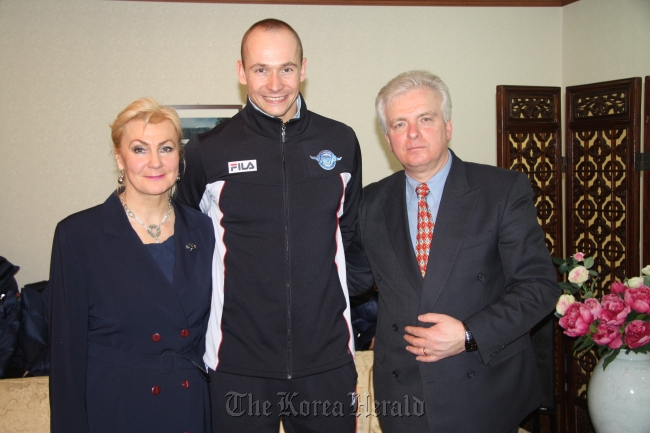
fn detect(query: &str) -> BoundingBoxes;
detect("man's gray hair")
[375,70,452,134]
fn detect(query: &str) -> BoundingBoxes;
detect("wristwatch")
[462,322,478,352]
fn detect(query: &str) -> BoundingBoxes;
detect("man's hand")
[404,313,466,362]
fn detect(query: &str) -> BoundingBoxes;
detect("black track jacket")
[176,96,362,379]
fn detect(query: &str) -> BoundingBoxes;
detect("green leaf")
[602,349,620,370]
[571,336,585,349]
[573,338,594,354]
[584,291,593,298]
[552,257,565,265]
[559,282,574,291]
[584,257,594,269]
[588,270,598,277]
[645,275,650,287]
[559,263,568,274]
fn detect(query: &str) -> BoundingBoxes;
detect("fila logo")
[228,160,257,173]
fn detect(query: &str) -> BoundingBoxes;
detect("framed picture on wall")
[168,105,242,145]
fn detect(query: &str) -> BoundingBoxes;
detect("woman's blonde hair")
[110,97,183,157]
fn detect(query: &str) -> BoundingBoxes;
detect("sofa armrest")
[0,376,50,433]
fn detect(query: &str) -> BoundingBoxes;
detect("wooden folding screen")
[565,77,642,285]
[496,85,564,433]
[498,78,644,433]
[563,77,642,433]
[639,75,650,266]
[496,86,563,256]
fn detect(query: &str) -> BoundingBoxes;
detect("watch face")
[464,329,478,352]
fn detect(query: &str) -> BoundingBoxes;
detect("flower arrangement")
[553,252,650,369]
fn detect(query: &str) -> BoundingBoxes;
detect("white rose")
[568,266,589,284]
[556,293,576,316]
[627,277,644,288]
[641,265,650,276]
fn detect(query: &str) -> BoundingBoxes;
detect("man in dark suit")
[347,70,561,433]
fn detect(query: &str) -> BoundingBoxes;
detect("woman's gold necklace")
[120,191,172,244]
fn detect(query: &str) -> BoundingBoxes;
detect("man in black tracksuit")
[176,19,362,433]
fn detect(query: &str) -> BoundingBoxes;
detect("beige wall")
[0,0,645,288]
[563,0,650,86]
[562,0,650,269]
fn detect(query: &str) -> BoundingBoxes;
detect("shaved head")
[241,18,303,66]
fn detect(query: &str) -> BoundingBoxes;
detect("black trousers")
[209,362,358,433]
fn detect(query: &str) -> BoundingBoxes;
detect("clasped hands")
[404,313,466,362]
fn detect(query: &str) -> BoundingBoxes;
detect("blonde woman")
[49,98,214,432]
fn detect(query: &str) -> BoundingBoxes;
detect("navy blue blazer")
[348,151,561,433]
[48,193,215,433]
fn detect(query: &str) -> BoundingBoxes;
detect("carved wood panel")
[498,79,643,433]
[565,78,642,287]
[641,75,650,266]
[564,77,642,433]
[497,86,563,258]
[496,85,564,433]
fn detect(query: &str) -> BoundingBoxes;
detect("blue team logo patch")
[310,150,342,170]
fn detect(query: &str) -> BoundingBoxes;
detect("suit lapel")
[419,152,479,314]
[381,174,424,298]
[102,194,187,328]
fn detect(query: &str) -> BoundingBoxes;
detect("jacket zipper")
[281,121,292,379]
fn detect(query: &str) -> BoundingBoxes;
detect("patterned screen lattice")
[641,75,650,266]
[565,78,642,289]
[564,77,641,433]
[497,86,563,258]
[510,130,560,253]
[497,80,643,433]
[568,129,628,281]
[496,85,565,433]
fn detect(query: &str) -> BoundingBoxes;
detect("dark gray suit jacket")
[347,151,560,433]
